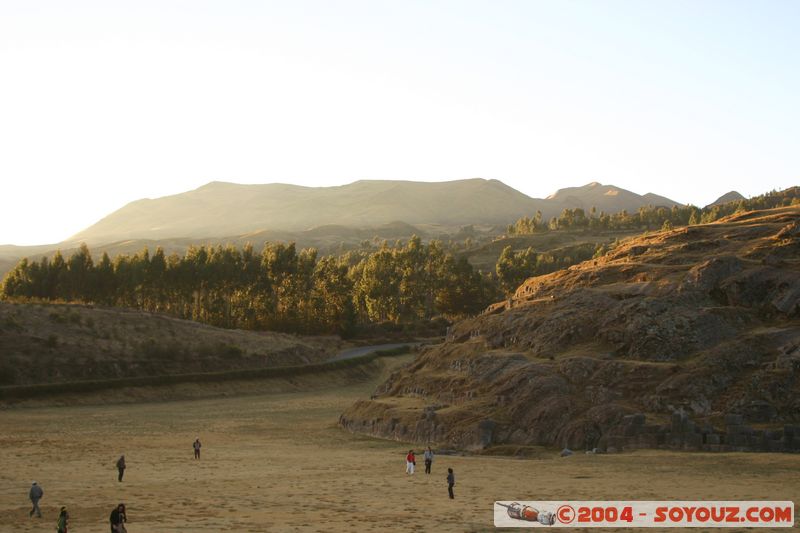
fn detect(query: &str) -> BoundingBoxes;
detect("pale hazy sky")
[1,0,798,245]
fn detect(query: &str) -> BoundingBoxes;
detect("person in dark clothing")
[447,468,455,499]
[109,503,127,533]
[424,446,434,474]
[28,481,43,518]
[116,455,126,482]
[56,506,69,533]
[193,438,202,459]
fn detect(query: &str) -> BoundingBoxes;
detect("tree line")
[0,237,497,336]
[494,242,600,294]
[4,187,798,334]
[506,187,800,235]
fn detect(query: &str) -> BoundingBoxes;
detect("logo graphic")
[556,505,575,524]
[494,501,794,528]
[496,502,556,525]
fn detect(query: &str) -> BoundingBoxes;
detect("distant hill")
[0,244,55,281]
[707,190,746,207]
[69,179,680,245]
[69,179,543,244]
[0,221,434,278]
[546,182,680,214]
[0,179,686,277]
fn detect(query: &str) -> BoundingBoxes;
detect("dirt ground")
[0,356,798,532]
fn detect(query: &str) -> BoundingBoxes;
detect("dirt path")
[0,356,798,532]
[330,343,416,361]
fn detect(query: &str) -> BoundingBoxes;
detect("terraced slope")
[340,207,800,452]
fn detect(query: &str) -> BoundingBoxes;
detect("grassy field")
[0,354,798,532]
[0,301,344,387]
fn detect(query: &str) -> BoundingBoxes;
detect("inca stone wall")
[599,412,800,453]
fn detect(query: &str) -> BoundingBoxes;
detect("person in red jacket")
[405,450,416,475]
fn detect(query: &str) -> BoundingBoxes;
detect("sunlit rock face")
[341,207,800,453]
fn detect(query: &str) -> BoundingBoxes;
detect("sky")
[1,0,798,245]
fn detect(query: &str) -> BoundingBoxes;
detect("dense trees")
[4,187,798,332]
[506,187,800,235]
[350,236,495,322]
[495,243,597,294]
[1,237,495,336]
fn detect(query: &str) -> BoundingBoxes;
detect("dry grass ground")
[0,301,343,386]
[0,354,798,532]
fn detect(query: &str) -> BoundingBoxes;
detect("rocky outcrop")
[340,207,800,452]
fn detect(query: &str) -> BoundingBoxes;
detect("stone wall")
[598,412,800,453]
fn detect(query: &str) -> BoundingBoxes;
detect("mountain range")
[69,179,682,245]
[1,179,750,277]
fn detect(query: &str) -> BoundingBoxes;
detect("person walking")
[193,437,202,459]
[28,481,43,518]
[423,446,434,474]
[447,468,455,499]
[109,503,127,533]
[116,455,126,482]
[56,506,69,533]
[405,450,416,475]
